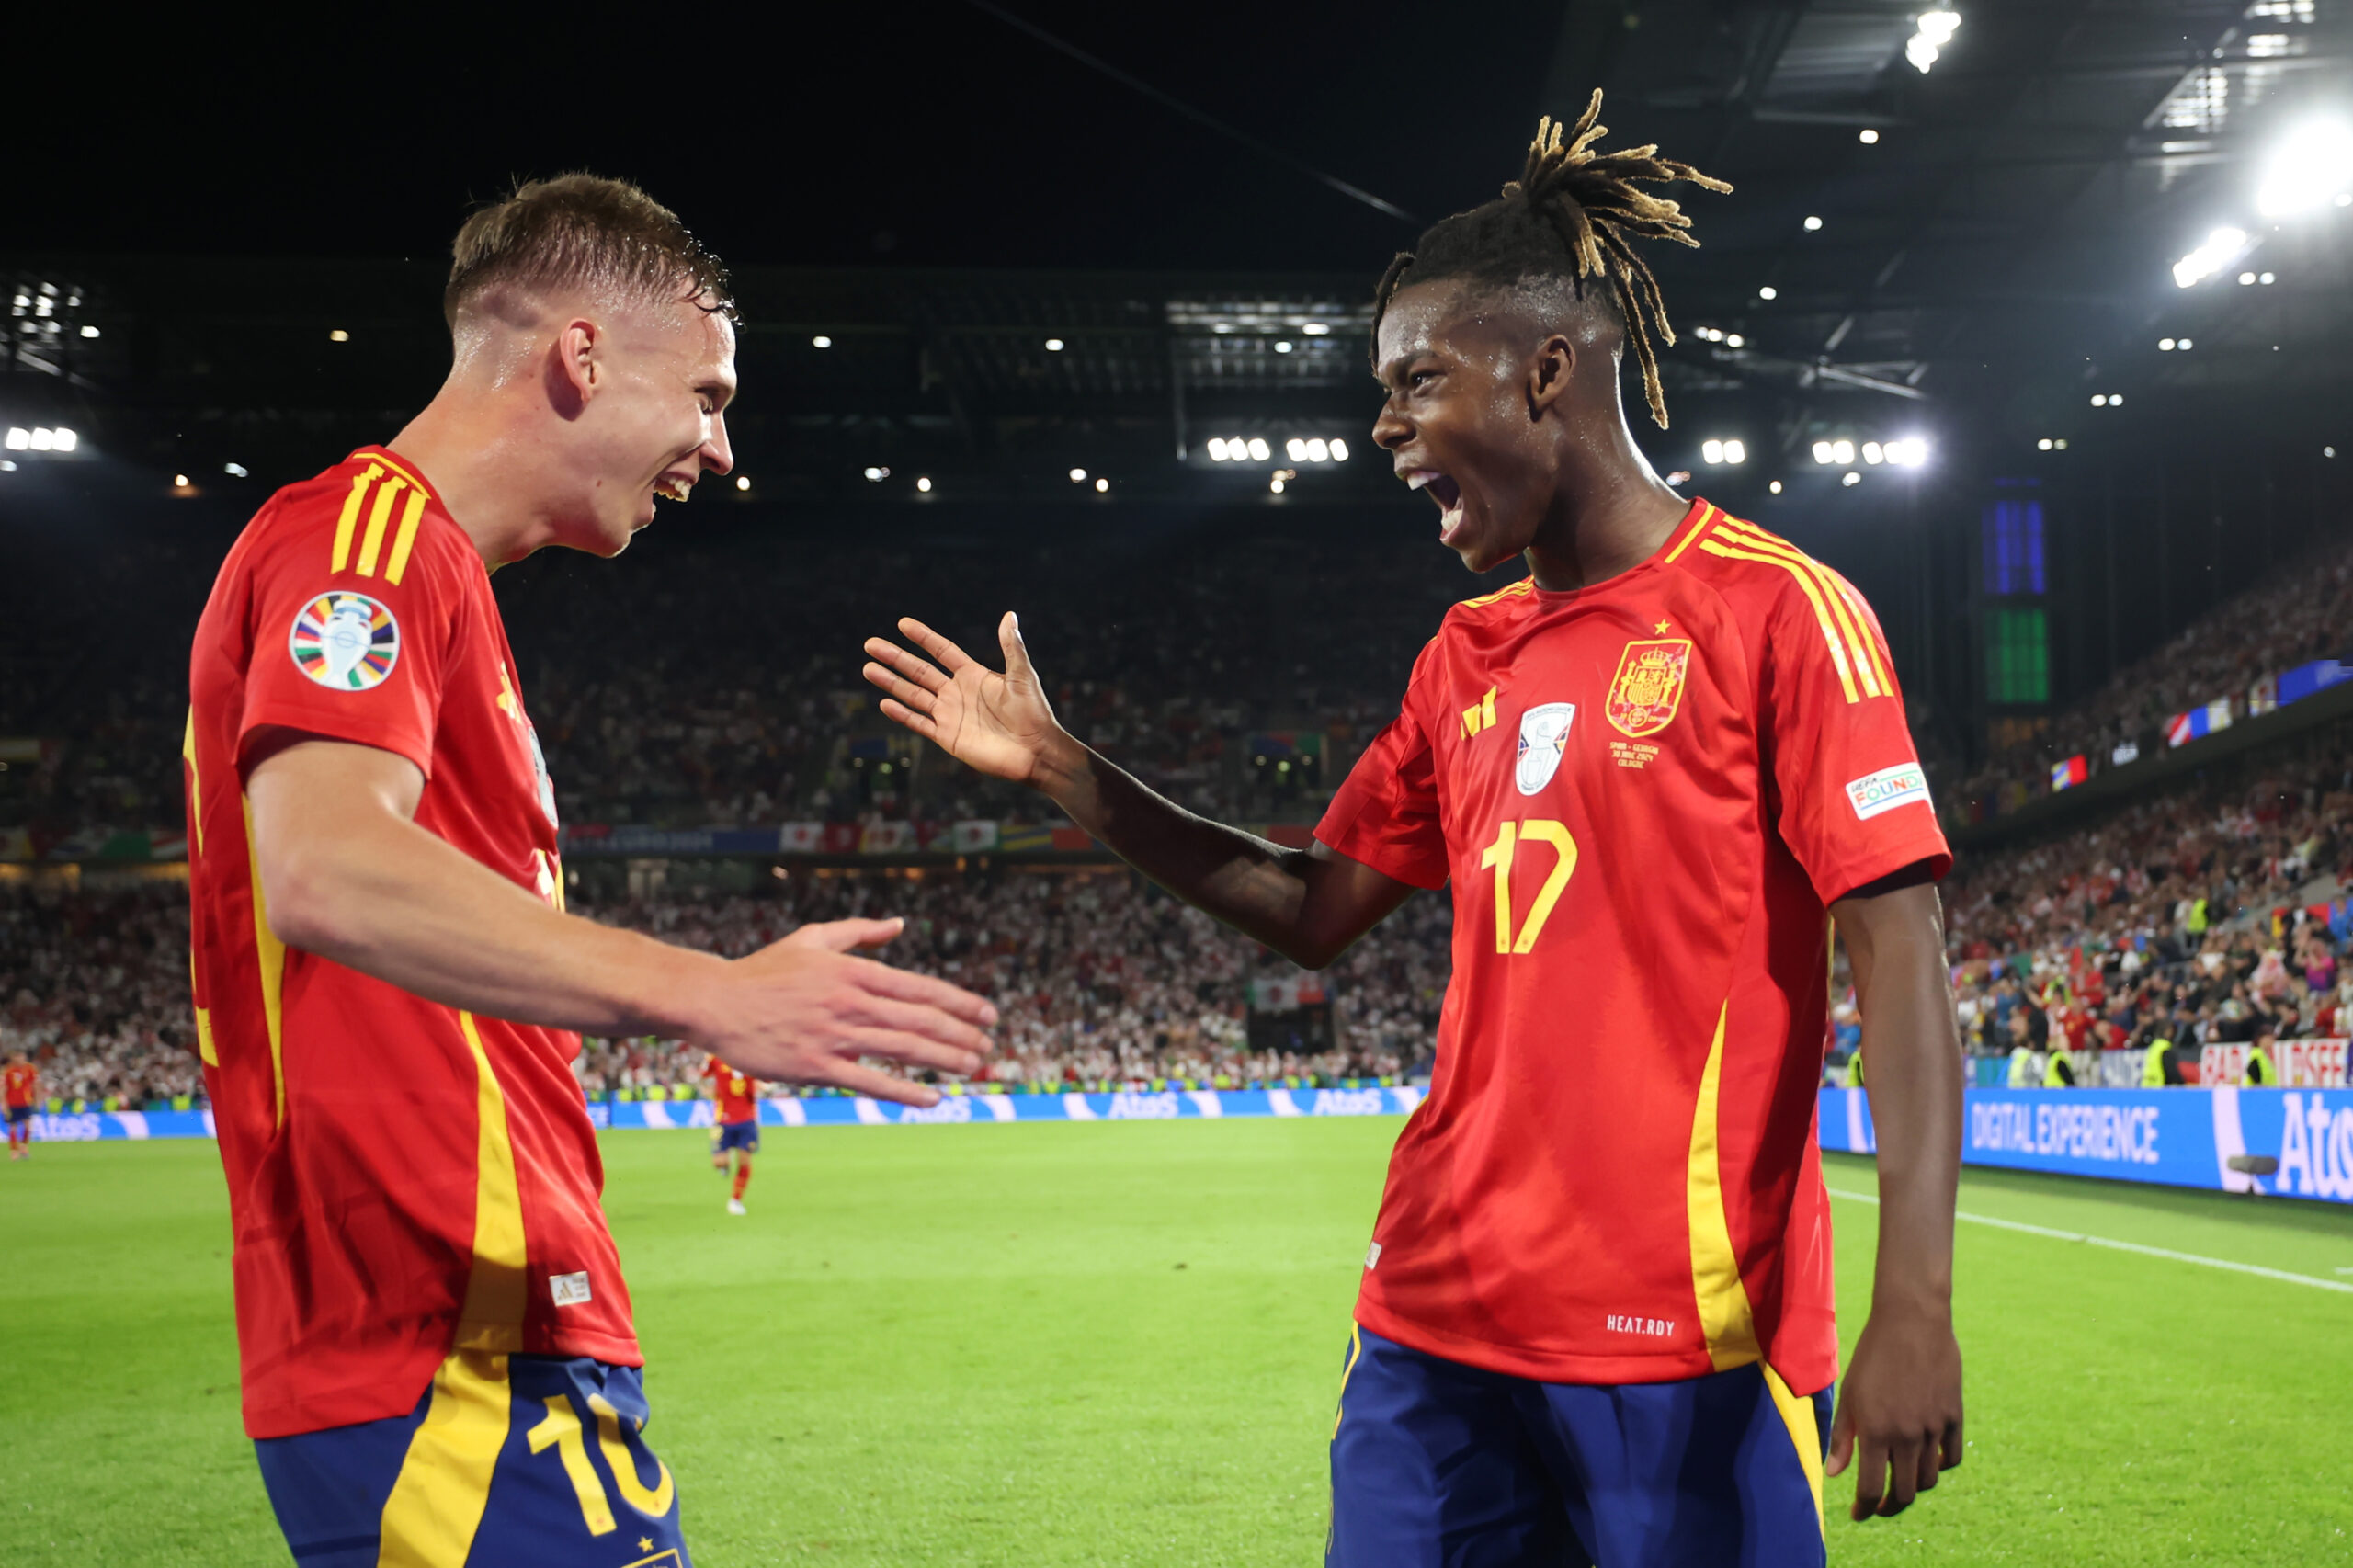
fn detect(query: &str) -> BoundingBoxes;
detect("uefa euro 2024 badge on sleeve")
[289,592,399,691]
[1516,702,1576,795]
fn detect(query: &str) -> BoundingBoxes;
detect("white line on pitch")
[1824,1187,2353,1295]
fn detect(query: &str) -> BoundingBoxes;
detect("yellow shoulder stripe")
[362,448,434,499]
[1697,539,1860,703]
[1662,502,1716,565]
[1461,578,1536,609]
[1710,517,1888,699]
[328,463,432,584]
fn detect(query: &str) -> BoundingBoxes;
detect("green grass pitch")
[4,1120,2350,1564]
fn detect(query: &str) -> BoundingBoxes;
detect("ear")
[1526,334,1577,419]
[544,318,599,420]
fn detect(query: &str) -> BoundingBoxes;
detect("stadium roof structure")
[1,0,2347,506]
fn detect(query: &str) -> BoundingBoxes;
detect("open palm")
[862,613,1065,786]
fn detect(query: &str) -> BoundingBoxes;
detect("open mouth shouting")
[1404,470,1466,546]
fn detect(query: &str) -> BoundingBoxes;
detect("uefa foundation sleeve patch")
[290,591,400,691]
[1846,762,1930,821]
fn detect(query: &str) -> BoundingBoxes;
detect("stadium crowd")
[1949,531,2353,813]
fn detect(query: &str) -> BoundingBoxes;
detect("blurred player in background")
[867,95,1964,1565]
[186,176,996,1567]
[707,1053,760,1214]
[4,1051,37,1160]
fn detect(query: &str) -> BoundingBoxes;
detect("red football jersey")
[3,1063,36,1108]
[1317,499,1949,1394]
[186,447,637,1439]
[708,1058,758,1124]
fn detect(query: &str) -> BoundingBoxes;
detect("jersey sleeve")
[233,491,463,779]
[1762,569,1951,905]
[1315,678,1449,891]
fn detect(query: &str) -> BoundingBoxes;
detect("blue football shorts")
[1327,1325,1830,1568]
[715,1120,759,1154]
[255,1351,689,1567]
[6,1104,31,1127]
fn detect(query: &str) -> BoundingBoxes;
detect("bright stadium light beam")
[1206,437,1229,461]
[1723,439,1745,464]
[2174,227,2248,288]
[1330,438,1349,462]
[1812,440,1834,464]
[2256,119,2353,218]
[1830,439,1856,465]
[1907,8,1960,72]
[1702,439,1724,464]
[1286,437,1308,462]
[1246,437,1271,462]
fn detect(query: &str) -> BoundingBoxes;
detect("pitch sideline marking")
[1824,1187,2353,1295]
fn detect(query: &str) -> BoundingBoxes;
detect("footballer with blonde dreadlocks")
[863,89,1966,1565]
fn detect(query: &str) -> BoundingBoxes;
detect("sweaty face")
[1370,281,1575,574]
[571,298,737,556]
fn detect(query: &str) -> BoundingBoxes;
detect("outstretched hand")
[863,614,1068,788]
[692,916,996,1108]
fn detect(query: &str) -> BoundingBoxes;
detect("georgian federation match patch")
[1846,762,1931,820]
[1515,703,1576,795]
[290,591,399,691]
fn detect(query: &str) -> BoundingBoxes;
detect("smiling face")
[1371,278,1616,574]
[561,293,738,557]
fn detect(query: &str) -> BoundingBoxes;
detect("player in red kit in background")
[865,96,1963,1564]
[185,176,996,1567]
[4,1051,37,1160]
[707,1055,760,1215]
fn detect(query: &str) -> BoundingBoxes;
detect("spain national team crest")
[1515,702,1575,795]
[289,591,399,691]
[1605,638,1691,738]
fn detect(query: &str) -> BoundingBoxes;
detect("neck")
[1518,407,1690,593]
[386,383,561,569]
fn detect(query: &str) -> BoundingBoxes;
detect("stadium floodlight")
[1758,285,1778,300]
[1306,437,1331,462]
[1811,440,1834,464]
[224,462,248,477]
[1830,439,1856,465]
[2055,438,2069,449]
[916,477,932,493]
[2260,271,2277,285]
[1206,437,1229,461]
[79,324,97,338]
[1330,438,1350,461]
[1302,322,1330,335]
[1862,441,1884,465]
[1044,338,1064,352]
[1769,480,1783,494]
[2173,227,2248,288]
[812,335,833,348]
[2038,438,2053,450]
[1843,471,1862,486]
[1723,440,1745,464]
[1275,340,1294,354]
[2178,337,2192,349]
[1907,8,1960,72]
[1246,437,1271,461]
[735,476,750,491]
[1803,215,1824,231]
[174,473,189,487]
[1286,437,1308,462]
[1702,439,1724,464]
[1885,437,1930,467]
[1069,468,1087,483]
[2092,395,2107,406]
[1095,477,1109,493]
[28,428,53,451]
[1859,129,1881,144]
[3,428,26,451]
[2256,119,2353,217]
[2238,271,2258,285]
[328,329,348,342]
[2159,337,2176,350]
[1269,475,1285,494]
[862,466,889,482]
[1726,334,1745,348]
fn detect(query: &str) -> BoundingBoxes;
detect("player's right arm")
[247,737,994,1105]
[863,614,1421,968]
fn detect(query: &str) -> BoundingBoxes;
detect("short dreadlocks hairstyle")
[445,173,734,331]
[1371,91,1730,429]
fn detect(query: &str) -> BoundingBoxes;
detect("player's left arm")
[1824,869,1964,1520]
[1753,567,1962,1520]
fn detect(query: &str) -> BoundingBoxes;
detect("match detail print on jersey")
[289,592,399,691]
